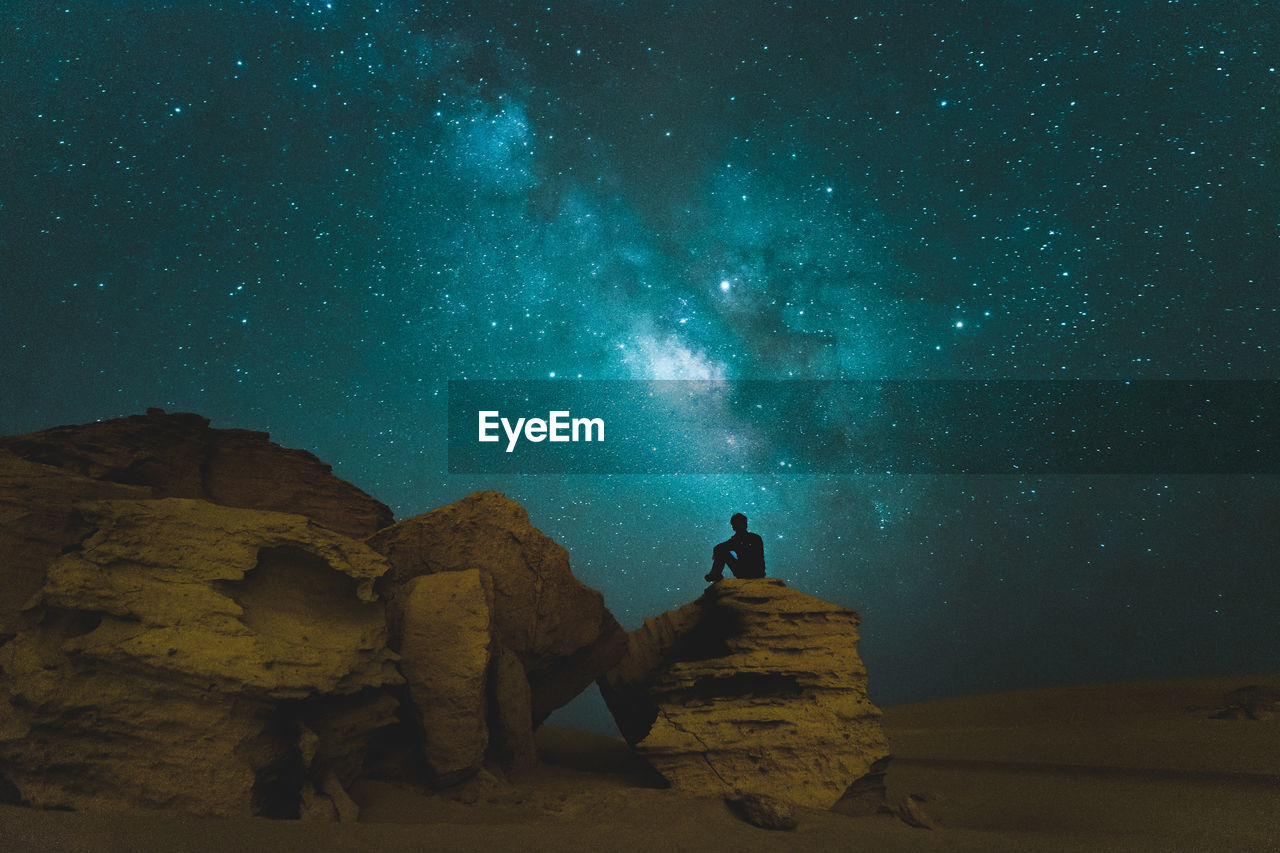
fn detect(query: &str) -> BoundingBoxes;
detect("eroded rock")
[368,490,626,723]
[0,450,149,635]
[599,578,891,810]
[0,497,402,817]
[0,409,393,538]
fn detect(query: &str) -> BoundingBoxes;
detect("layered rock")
[1,417,620,810]
[0,409,393,538]
[0,450,149,635]
[0,497,402,817]
[598,578,891,810]
[368,490,626,724]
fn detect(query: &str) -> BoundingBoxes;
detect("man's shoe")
[704,572,721,583]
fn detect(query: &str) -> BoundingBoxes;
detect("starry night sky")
[2,1,1278,729]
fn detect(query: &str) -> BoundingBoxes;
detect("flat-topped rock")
[0,409,393,538]
[599,578,891,810]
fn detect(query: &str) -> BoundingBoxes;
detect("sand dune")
[1,676,1277,851]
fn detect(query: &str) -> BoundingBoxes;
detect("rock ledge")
[599,578,890,810]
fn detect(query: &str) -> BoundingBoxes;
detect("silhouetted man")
[705,512,766,582]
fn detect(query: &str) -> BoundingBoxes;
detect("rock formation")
[598,578,891,811]
[399,570,496,783]
[0,497,402,817]
[0,450,150,636]
[1,413,897,824]
[368,490,627,724]
[0,408,393,538]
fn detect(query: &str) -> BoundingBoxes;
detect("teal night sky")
[2,2,1277,726]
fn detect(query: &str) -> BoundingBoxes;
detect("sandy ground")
[1,675,1277,852]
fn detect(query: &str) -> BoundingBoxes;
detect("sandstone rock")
[0,497,402,817]
[367,490,626,723]
[298,787,340,822]
[322,772,361,823]
[898,793,937,830]
[202,428,392,539]
[598,578,891,810]
[399,570,494,783]
[832,756,892,816]
[725,791,800,830]
[0,409,393,538]
[600,598,704,744]
[488,642,538,775]
[298,689,403,789]
[0,451,149,635]
[442,766,507,805]
[295,771,362,822]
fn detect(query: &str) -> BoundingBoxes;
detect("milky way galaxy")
[2,1,1277,729]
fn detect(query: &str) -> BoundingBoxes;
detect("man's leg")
[706,541,738,582]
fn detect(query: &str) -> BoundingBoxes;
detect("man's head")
[730,512,748,532]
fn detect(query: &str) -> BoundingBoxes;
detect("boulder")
[0,497,402,817]
[0,409,393,538]
[399,570,494,783]
[389,569,538,786]
[367,490,626,723]
[598,578,891,810]
[726,791,799,830]
[898,793,937,830]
